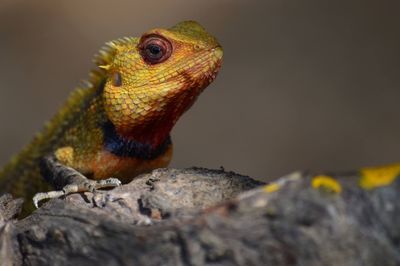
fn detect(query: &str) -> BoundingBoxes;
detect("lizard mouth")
[211,45,223,59]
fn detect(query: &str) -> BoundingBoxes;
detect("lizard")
[0,20,223,215]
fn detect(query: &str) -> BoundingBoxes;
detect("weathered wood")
[1,167,399,266]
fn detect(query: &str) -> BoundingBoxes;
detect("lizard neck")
[102,121,172,160]
[115,118,175,149]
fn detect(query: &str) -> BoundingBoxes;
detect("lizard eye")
[139,34,172,65]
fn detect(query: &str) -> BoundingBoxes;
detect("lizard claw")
[33,193,44,209]
[33,190,65,208]
[96,177,122,188]
[32,177,122,208]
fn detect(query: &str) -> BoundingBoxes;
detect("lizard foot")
[33,177,122,208]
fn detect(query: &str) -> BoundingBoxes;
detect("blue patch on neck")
[102,121,171,160]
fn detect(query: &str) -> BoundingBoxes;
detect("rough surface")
[1,167,400,266]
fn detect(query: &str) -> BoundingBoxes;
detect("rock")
[1,167,399,266]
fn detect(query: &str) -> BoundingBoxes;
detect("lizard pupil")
[146,44,163,59]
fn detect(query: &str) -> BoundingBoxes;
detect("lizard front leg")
[33,154,121,208]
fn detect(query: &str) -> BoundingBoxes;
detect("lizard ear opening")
[112,72,122,87]
[138,34,173,65]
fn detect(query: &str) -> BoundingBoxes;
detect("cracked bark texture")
[0,167,399,266]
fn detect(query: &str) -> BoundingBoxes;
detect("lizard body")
[0,21,223,214]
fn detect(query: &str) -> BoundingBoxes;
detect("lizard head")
[97,21,223,147]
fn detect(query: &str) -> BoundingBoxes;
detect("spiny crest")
[71,37,136,99]
[39,37,138,139]
[94,37,136,69]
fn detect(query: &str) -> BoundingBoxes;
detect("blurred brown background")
[0,0,399,182]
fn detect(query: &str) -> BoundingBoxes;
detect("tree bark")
[0,167,399,266]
